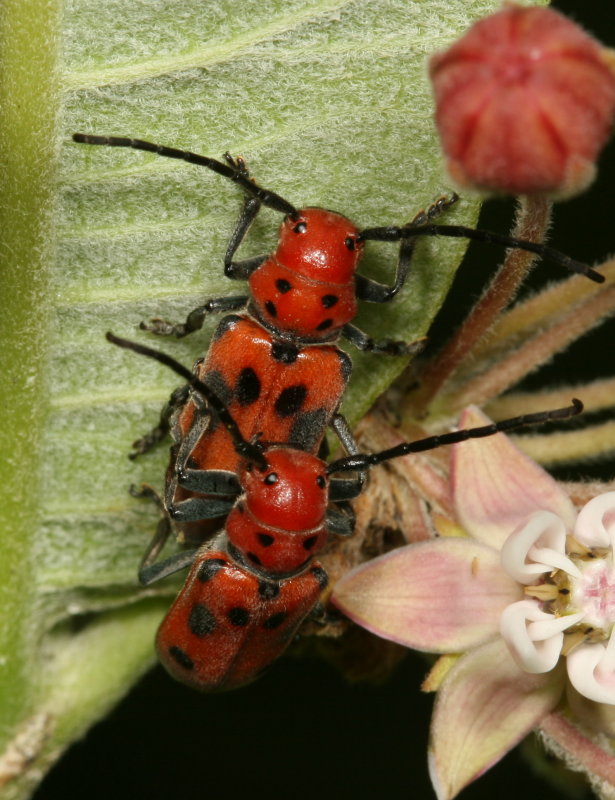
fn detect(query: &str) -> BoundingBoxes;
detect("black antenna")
[106,332,268,469]
[358,223,604,284]
[326,399,583,474]
[74,134,298,217]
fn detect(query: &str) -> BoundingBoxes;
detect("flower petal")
[429,638,564,800]
[567,637,615,704]
[500,510,580,584]
[451,406,576,548]
[574,491,615,549]
[500,599,581,673]
[331,540,521,652]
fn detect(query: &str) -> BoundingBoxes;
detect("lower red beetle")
[108,333,583,691]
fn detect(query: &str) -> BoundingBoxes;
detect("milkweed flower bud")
[429,4,615,198]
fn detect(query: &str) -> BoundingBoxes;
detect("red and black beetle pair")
[76,133,596,690]
[109,332,582,691]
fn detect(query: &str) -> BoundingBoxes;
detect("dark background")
[36,2,614,798]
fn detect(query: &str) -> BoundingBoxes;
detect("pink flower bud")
[429,4,615,197]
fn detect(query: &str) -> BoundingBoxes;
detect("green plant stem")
[0,0,60,752]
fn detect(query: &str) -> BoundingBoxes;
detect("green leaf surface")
[0,0,542,794]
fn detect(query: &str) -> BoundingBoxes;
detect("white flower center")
[573,559,615,631]
[499,494,615,703]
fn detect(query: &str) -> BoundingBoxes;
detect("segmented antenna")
[358,224,603,283]
[74,134,297,217]
[326,399,584,473]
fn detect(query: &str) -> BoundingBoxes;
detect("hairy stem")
[409,195,551,418]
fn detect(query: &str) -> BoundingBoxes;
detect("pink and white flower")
[500,492,615,703]
[332,406,615,799]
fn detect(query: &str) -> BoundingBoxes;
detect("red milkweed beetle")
[108,332,583,691]
[73,136,602,358]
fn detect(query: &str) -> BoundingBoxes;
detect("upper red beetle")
[73,132,604,351]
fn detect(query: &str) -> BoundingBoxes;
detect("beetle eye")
[264,472,278,485]
[293,221,307,234]
[344,236,355,251]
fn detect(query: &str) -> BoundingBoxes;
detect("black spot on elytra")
[257,533,275,547]
[316,318,333,331]
[263,612,287,630]
[276,278,292,294]
[265,301,277,318]
[303,535,318,551]
[321,294,338,308]
[288,408,327,450]
[205,370,232,407]
[236,367,261,406]
[248,552,262,566]
[275,385,307,417]
[271,341,299,364]
[310,565,328,589]
[169,646,194,670]
[212,314,241,340]
[227,607,250,627]
[188,604,217,637]
[197,559,226,583]
[316,475,326,489]
[258,581,280,600]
